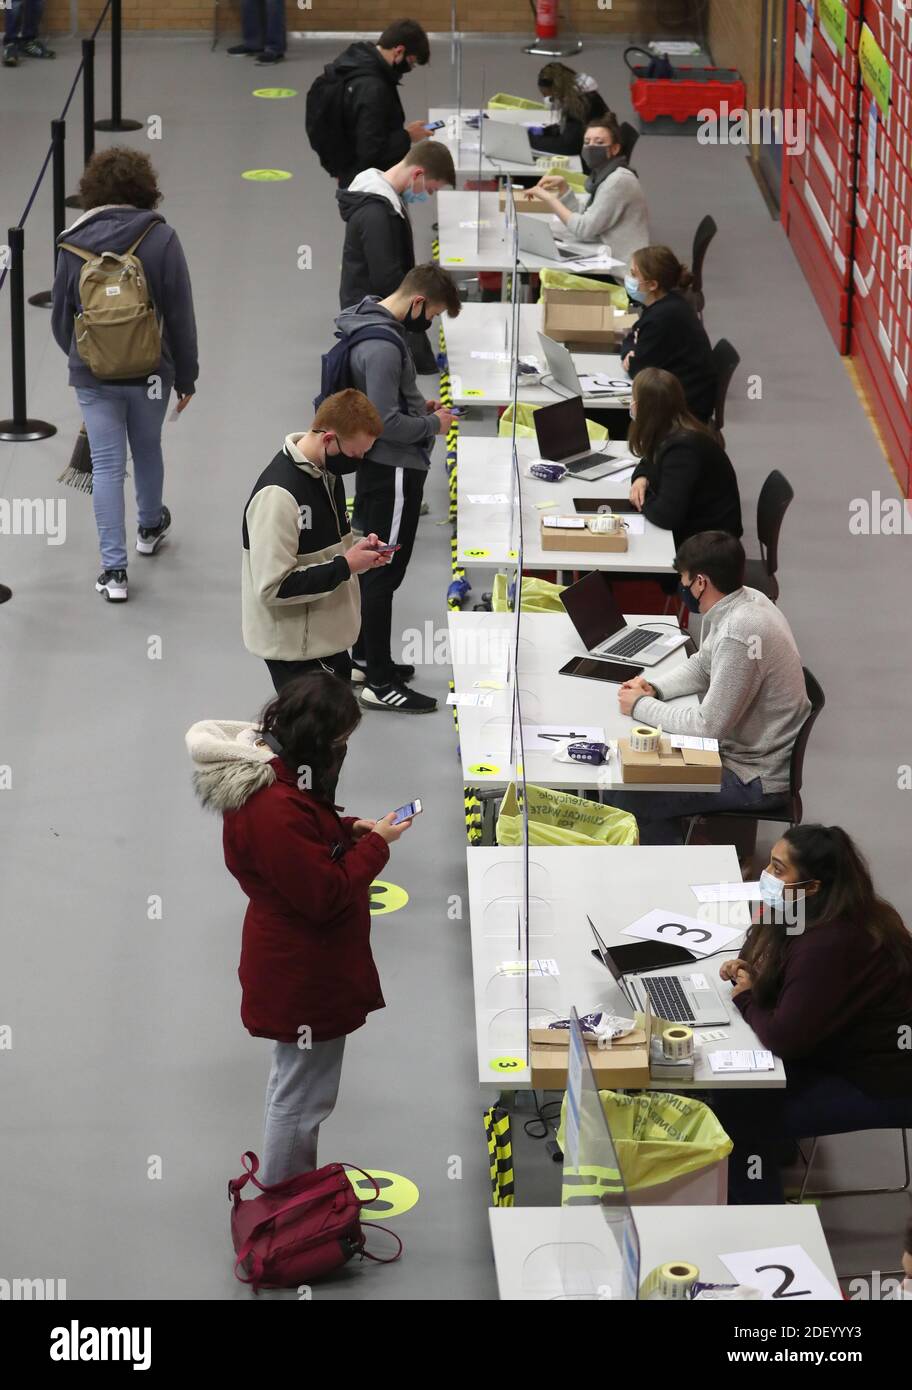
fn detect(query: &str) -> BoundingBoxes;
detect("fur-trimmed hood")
[185,720,277,813]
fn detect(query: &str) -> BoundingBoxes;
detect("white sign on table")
[719,1245,841,1302]
[622,906,744,957]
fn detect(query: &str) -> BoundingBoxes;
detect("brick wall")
[43,0,693,38]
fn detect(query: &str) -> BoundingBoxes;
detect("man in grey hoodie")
[611,531,812,848]
[51,147,198,604]
[333,263,461,713]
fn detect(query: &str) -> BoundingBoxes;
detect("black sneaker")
[351,662,415,686]
[19,39,55,58]
[3,45,18,66]
[96,569,128,602]
[227,43,261,55]
[136,505,171,555]
[361,681,437,713]
[255,50,284,64]
[0,583,12,604]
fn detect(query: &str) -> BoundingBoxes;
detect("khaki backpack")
[59,225,162,380]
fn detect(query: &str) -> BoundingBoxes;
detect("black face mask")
[403,301,432,333]
[581,144,611,172]
[393,57,411,78]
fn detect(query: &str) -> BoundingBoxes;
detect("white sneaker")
[96,568,128,602]
[136,505,171,556]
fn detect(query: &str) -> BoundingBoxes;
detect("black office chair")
[690,214,717,319]
[683,667,826,844]
[619,121,640,162]
[743,469,794,604]
[711,337,740,444]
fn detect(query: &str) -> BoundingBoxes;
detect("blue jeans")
[608,768,787,846]
[76,382,170,572]
[241,0,286,55]
[5,0,43,41]
[709,1068,912,1203]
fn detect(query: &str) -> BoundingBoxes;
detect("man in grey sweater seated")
[613,531,811,846]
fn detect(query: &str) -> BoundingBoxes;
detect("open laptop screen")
[533,396,591,462]
[560,572,625,652]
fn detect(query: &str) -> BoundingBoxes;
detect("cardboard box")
[529,1025,650,1090]
[498,188,551,214]
[540,520,628,552]
[542,288,638,347]
[618,736,722,787]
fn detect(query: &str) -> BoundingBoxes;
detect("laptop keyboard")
[641,976,696,1024]
[566,454,607,473]
[602,627,657,659]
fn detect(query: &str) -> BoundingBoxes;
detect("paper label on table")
[470,349,510,361]
[445,690,494,708]
[458,220,491,230]
[619,514,646,536]
[669,734,720,752]
[578,375,631,395]
[543,515,585,528]
[467,493,510,504]
[719,1245,840,1302]
[535,500,559,510]
[498,958,560,976]
[622,907,744,957]
[708,1050,776,1073]
[522,724,605,753]
[691,881,762,904]
[474,679,506,691]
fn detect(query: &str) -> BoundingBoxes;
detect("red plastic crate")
[629,68,746,124]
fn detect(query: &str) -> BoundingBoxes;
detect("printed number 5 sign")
[720,1246,841,1301]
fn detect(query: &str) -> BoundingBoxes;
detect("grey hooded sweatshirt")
[52,205,199,395]
[334,296,440,472]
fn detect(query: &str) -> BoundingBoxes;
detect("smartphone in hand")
[391,799,423,825]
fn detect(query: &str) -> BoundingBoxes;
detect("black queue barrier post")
[0,228,57,442]
[29,120,66,309]
[66,39,96,210]
[95,0,142,132]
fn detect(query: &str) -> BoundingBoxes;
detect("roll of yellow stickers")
[630,724,661,753]
[640,1261,699,1300]
[662,1026,694,1060]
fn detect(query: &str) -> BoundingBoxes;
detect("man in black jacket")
[326,19,432,190]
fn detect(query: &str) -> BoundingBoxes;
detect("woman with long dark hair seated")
[711,824,912,1204]
[531,62,609,157]
[628,367,742,550]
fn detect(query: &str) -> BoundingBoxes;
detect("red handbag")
[228,1151,402,1292]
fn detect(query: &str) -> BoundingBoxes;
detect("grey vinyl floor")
[0,33,908,1301]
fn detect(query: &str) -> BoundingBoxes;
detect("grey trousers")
[260,1036,346,1186]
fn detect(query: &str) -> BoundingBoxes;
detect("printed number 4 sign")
[720,1245,841,1301]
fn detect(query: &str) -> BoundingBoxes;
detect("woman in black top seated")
[628,367,742,549]
[531,63,609,157]
[620,245,718,422]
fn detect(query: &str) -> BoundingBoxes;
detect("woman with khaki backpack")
[51,147,198,603]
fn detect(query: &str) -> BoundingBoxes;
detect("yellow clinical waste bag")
[490,572,566,614]
[537,267,630,306]
[496,783,638,848]
[498,402,609,443]
[488,92,548,111]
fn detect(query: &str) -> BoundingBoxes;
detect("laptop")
[517,212,587,262]
[533,397,634,480]
[560,570,689,666]
[483,119,540,166]
[588,917,730,1026]
[537,332,631,400]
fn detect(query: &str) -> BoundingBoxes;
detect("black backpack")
[314,325,408,413]
[306,66,351,177]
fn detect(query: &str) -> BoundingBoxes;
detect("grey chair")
[744,469,794,603]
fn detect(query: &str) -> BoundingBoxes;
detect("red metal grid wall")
[782,0,912,494]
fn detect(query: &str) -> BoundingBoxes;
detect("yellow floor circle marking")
[369,879,409,915]
[241,168,293,181]
[346,1169,419,1219]
[252,87,297,98]
[490,1056,525,1073]
[468,762,500,776]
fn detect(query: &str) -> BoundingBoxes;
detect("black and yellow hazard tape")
[431,237,440,261]
[464,788,483,845]
[483,1106,515,1207]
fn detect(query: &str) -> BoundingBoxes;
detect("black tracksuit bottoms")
[352,464,426,685]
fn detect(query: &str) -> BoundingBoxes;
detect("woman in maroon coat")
[187,672,412,1184]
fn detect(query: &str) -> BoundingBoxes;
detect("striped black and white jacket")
[242,434,359,662]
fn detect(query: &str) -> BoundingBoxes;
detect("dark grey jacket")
[334,297,439,471]
[52,206,199,394]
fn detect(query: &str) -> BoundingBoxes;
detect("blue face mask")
[402,183,429,205]
[678,578,703,614]
[625,273,647,304]
[758,870,785,907]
